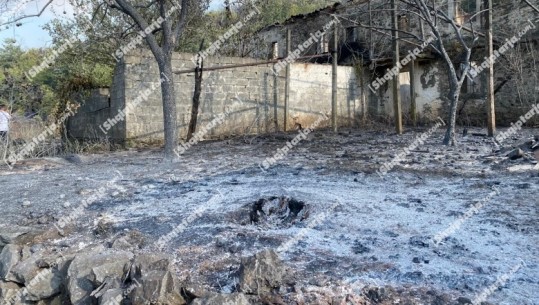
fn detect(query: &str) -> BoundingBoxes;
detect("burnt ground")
[0,127,538,304]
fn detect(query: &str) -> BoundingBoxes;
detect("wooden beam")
[273,73,279,131]
[332,25,338,133]
[173,54,328,75]
[284,28,291,132]
[410,59,417,126]
[485,0,496,137]
[392,0,403,134]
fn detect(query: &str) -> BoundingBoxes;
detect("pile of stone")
[0,227,288,305]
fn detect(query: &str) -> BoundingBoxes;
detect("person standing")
[0,104,11,143]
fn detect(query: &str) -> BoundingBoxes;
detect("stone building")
[252,0,539,125]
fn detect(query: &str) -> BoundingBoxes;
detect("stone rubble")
[0,229,291,305]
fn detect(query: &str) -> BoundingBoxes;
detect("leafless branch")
[0,0,54,27]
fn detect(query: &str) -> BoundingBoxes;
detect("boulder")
[191,293,250,305]
[181,285,213,299]
[127,253,186,305]
[67,248,132,305]
[97,288,123,305]
[129,270,185,305]
[12,254,44,285]
[238,249,284,295]
[110,238,133,251]
[25,270,63,301]
[0,244,22,282]
[36,254,74,274]
[36,294,63,305]
[124,253,172,283]
[0,280,23,304]
[0,227,32,248]
[90,276,122,300]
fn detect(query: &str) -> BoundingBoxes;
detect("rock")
[0,280,23,304]
[457,296,473,304]
[352,241,371,254]
[403,271,424,281]
[97,288,123,305]
[431,294,452,305]
[238,249,284,295]
[90,277,121,299]
[365,287,386,302]
[409,236,430,248]
[110,237,133,250]
[35,254,74,278]
[63,154,83,164]
[0,244,22,282]
[191,293,250,305]
[125,253,172,282]
[508,148,524,160]
[128,253,185,305]
[0,227,32,248]
[92,262,126,286]
[36,294,63,305]
[12,253,44,285]
[181,285,213,299]
[26,269,63,301]
[129,270,185,305]
[67,248,132,305]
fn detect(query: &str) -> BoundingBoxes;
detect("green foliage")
[0,0,333,116]
[178,0,334,57]
[0,35,113,118]
[0,39,51,117]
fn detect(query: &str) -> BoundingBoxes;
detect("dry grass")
[0,117,118,165]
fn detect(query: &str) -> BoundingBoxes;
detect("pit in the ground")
[249,196,309,228]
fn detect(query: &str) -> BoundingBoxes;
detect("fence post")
[284,29,291,132]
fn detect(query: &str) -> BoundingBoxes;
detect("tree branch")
[108,0,163,59]
[160,0,172,52]
[172,0,189,46]
[521,0,539,14]
[0,0,54,27]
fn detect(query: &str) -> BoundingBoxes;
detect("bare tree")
[397,0,478,145]
[332,0,482,144]
[105,0,208,160]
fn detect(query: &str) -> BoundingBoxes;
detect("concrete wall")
[68,88,126,140]
[381,61,446,122]
[289,63,362,127]
[100,50,361,142]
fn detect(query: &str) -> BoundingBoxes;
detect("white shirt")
[0,110,11,132]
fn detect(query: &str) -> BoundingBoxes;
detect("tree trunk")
[443,86,460,146]
[186,41,205,142]
[186,58,203,141]
[157,55,179,160]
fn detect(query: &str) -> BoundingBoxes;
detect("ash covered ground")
[0,127,538,305]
